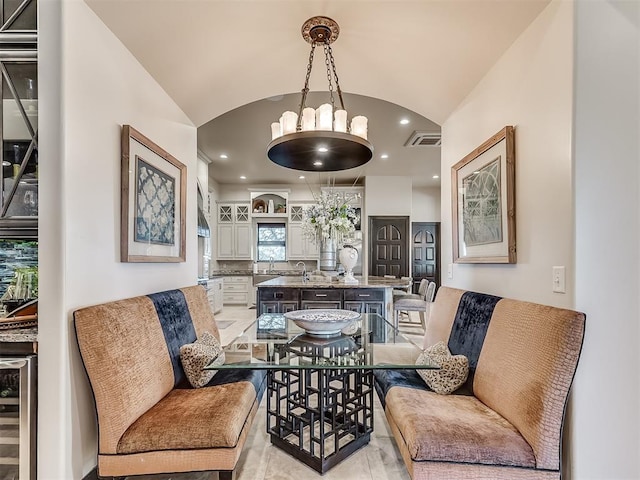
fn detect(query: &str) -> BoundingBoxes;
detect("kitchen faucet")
[269,256,274,273]
[295,261,308,281]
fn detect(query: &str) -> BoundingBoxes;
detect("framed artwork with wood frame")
[451,126,515,264]
[121,125,186,262]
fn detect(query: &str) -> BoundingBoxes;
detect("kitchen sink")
[252,274,280,286]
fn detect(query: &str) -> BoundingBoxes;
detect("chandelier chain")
[323,43,336,112]
[327,44,345,111]
[297,43,317,130]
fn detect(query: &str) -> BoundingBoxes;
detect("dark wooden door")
[369,216,409,277]
[411,222,440,292]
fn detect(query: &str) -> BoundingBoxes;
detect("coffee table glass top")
[207,313,436,370]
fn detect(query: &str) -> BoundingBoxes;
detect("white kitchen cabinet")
[288,204,319,260]
[288,223,319,260]
[222,276,251,306]
[206,278,224,314]
[217,203,252,260]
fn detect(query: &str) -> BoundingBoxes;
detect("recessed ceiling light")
[220,154,228,159]
[380,154,389,159]
[400,118,410,125]
[317,147,328,153]
[299,175,305,179]
[239,175,246,180]
[313,161,323,166]
[432,175,440,179]
[1,161,10,167]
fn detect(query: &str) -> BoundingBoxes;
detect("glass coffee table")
[209,312,435,474]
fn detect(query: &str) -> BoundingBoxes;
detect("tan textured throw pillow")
[198,330,220,347]
[416,341,469,395]
[180,331,225,388]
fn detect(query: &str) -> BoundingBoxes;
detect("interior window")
[257,223,286,261]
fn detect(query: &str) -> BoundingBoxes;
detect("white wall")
[411,186,441,222]
[364,176,412,217]
[196,156,210,199]
[39,1,197,478]
[441,0,574,308]
[571,1,640,478]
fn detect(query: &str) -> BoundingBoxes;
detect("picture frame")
[451,126,515,264]
[121,125,186,262]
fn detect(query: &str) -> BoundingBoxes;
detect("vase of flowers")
[319,237,337,271]
[302,192,358,271]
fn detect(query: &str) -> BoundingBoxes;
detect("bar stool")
[392,276,414,300]
[393,281,436,331]
[394,278,427,303]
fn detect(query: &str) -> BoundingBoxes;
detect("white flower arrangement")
[302,192,358,245]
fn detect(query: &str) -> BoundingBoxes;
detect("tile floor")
[123,305,425,480]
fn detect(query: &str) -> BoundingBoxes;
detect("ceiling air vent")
[404,131,442,147]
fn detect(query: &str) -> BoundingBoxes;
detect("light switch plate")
[552,266,566,293]
[447,264,453,279]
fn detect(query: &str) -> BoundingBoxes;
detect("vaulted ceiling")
[86,0,549,187]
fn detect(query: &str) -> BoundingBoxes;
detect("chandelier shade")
[267,16,374,172]
[267,131,373,172]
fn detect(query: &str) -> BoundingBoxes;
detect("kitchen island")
[255,275,409,318]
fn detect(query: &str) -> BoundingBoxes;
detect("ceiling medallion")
[267,16,373,172]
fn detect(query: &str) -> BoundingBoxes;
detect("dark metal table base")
[267,367,374,473]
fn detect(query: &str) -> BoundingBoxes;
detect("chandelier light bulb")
[350,116,368,140]
[301,107,316,131]
[316,104,333,131]
[334,109,347,132]
[271,122,282,140]
[281,111,298,135]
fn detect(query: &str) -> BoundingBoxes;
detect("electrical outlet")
[552,266,566,293]
[447,264,453,279]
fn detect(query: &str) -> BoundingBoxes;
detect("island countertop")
[256,275,409,289]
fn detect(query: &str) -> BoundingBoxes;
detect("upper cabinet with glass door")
[0,0,37,237]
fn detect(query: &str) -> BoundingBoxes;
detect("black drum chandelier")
[266,16,374,172]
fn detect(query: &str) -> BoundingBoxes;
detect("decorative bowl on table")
[284,309,361,337]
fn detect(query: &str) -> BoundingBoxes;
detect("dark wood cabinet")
[301,289,342,310]
[257,288,300,315]
[257,286,388,317]
[343,289,385,315]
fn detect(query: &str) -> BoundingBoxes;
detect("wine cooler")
[0,355,36,479]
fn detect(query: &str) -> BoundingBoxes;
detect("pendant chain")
[323,43,336,112]
[297,43,316,130]
[326,44,345,111]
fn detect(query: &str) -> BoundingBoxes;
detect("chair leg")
[419,311,426,331]
[219,470,236,480]
[394,309,399,331]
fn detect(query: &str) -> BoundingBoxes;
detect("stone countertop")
[0,327,37,343]
[210,270,253,277]
[256,276,408,289]
[210,270,303,278]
